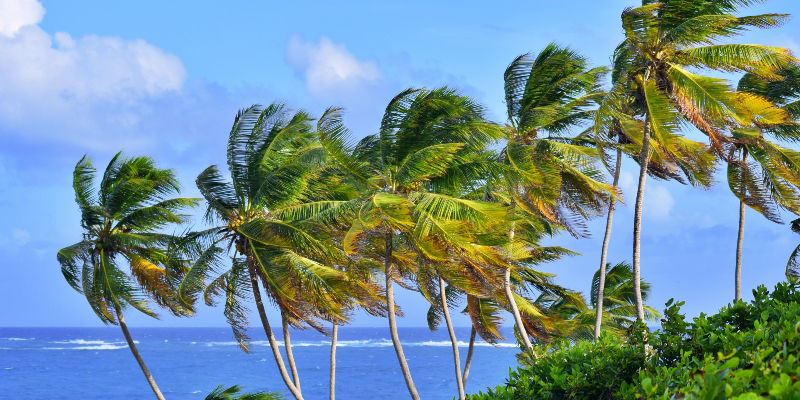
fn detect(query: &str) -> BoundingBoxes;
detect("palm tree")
[178,104,363,400]
[426,260,580,392]
[590,262,660,333]
[591,56,717,339]
[605,0,794,320]
[205,385,283,400]
[57,153,200,400]
[728,66,800,301]
[318,87,505,400]
[494,43,619,350]
[535,261,660,340]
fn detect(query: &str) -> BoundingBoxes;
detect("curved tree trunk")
[114,304,166,400]
[282,313,301,392]
[440,277,465,400]
[462,326,476,389]
[504,267,532,351]
[329,322,338,400]
[594,147,623,340]
[385,231,420,400]
[735,148,748,302]
[247,264,304,400]
[632,114,652,321]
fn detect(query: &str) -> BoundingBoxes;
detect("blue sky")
[1,0,799,329]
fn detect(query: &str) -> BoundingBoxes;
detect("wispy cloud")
[286,36,383,99]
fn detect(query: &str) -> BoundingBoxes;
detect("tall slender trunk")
[632,113,652,321]
[247,262,304,400]
[329,322,338,400]
[282,313,301,392]
[462,326,476,389]
[735,148,748,302]
[594,147,623,340]
[440,277,465,400]
[114,304,166,400]
[385,231,420,400]
[505,219,532,351]
[504,267,532,351]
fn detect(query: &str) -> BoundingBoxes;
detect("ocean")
[0,327,520,400]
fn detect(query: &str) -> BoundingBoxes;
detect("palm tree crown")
[58,152,199,322]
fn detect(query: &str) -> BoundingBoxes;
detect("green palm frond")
[59,153,199,326]
[395,143,465,187]
[204,384,283,400]
[679,44,795,78]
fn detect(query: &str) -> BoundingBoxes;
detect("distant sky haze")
[1,0,799,328]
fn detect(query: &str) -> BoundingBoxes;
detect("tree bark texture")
[440,277,465,400]
[735,148,748,302]
[329,322,338,400]
[247,260,304,400]
[462,326,476,389]
[632,114,651,321]
[594,147,623,340]
[385,231,420,400]
[282,314,301,392]
[504,266,532,351]
[114,304,166,400]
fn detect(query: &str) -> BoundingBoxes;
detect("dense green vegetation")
[467,280,800,399]
[55,0,800,399]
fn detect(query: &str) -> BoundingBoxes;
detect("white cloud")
[0,0,44,38]
[0,0,187,149]
[286,36,383,98]
[644,185,675,219]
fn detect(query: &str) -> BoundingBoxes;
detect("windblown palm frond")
[538,262,660,340]
[58,153,200,323]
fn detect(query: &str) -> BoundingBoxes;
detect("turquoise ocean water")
[1,327,519,399]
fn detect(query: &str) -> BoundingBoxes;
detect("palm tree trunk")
[247,264,304,400]
[439,277,465,400]
[504,217,532,351]
[504,266,532,351]
[462,326,476,389]
[735,148,748,302]
[329,322,338,400]
[632,114,652,321]
[385,230,420,400]
[114,304,166,400]
[282,313,301,392]
[735,199,745,302]
[594,147,623,340]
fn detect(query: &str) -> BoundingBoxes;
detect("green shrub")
[467,281,800,400]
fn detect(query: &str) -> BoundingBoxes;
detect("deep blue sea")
[0,327,519,400]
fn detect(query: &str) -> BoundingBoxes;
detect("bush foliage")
[467,281,800,399]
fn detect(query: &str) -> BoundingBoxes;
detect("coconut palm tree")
[317,87,506,400]
[725,66,800,300]
[493,43,619,350]
[590,56,717,339]
[57,153,200,400]
[177,104,367,400]
[535,261,660,340]
[426,258,581,392]
[204,385,283,400]
[590,262,660,333]
[603,0,794,320]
